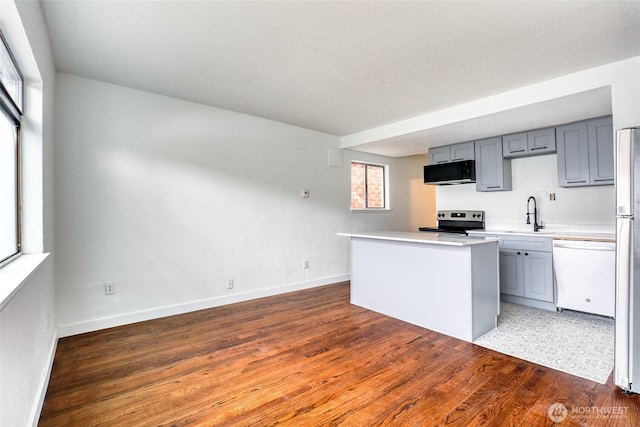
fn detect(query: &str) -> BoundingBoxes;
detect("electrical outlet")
[549,193,556,201]
[227,279,234,289]
[104,282,115,295]
[301,189,310,198]
[303,259,309,269]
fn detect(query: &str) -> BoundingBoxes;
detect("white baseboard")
[30,330,58,427]
[58,274,350,338]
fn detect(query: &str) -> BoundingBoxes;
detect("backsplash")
[435,154,615,229]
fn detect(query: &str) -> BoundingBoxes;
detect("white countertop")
[337,231,499,247]
[468,229,615,242]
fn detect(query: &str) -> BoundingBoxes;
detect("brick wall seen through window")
[351,161,386,209]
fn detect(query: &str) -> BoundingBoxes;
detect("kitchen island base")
[344,233,499,342]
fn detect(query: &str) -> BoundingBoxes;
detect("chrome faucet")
[526,196,543,232]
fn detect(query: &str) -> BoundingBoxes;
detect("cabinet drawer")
[498,236,552,252]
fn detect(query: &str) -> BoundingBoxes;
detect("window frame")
[350,161,390,211]
[0,29,23,268]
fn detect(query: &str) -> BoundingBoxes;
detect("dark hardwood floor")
[39,282,639,426]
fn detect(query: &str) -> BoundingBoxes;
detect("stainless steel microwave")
[423,160,475,185]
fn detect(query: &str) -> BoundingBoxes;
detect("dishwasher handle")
[553,242,616,251]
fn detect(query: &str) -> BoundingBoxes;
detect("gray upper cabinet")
[557,121,590,186]
[429,141,474,164]
[450,141,475,162]
[557,116,614,187]
[528,128,556,155]
[429,145,451,164]
[503,132,528,157]
[503,127,556,158]
[475,137,512,192]
[588,116,614,185]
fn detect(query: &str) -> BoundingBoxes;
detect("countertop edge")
[337,231,499,247]
[467,230,615,243]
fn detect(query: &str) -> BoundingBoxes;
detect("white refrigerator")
[615,127,640,393]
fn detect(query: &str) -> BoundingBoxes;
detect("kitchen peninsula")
[338,231,500,342]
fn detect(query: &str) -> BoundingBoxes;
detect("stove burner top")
[417,227,469,235]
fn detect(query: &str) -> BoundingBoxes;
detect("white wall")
[0,257,55,427]
[55,73,429,335]
[0,1,57,426]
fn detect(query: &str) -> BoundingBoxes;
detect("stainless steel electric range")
[419,210,485,235]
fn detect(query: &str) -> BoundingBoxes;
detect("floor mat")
[474,302,614,384]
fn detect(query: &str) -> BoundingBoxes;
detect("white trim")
[350,208,392,213]
[58,274,350,338]
[29,330,58,427]
[0,253,49,310]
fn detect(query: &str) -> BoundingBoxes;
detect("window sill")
[350,208,393,212]
[0,253,50,311]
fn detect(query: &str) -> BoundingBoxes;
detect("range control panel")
[436,210,484,222]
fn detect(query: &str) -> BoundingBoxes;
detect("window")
[351,161,388,210]
[0,31,23,267]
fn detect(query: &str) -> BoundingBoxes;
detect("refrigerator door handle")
[615,218,632,389]
[616,129,633,215]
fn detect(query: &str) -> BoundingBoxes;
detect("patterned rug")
[474,302,614,384]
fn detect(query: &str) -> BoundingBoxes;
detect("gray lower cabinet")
[499,249,553,302]
[499,249,524,296]
[475,137,512,191]
[557,116,614,187]
[498,236,554,304]
[522,250,553,301]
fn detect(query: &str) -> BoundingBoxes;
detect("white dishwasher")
[553,239,616,317]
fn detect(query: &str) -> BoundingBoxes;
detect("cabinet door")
[528,127,556,155]
[588,116,614,185]
[450,141,475,161]
[429,146,451,164]
[523,251,553,302]
[502,132,528,158]
[499,249,524,296]
[557,121,590,187]
[475,137,512,192]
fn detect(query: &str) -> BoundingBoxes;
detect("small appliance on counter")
[419,210,485,235]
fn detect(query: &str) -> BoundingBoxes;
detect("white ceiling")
[41,1,640,155]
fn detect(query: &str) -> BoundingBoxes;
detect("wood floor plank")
[39,282,640,426]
